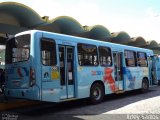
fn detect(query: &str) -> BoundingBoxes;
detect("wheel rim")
[93,87,101,100]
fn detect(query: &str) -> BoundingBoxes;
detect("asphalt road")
[1,86,160,120]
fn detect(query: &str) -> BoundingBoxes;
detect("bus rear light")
[29,67,36,87]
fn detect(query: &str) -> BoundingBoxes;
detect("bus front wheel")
[141,79,149,93]
[90,83,104,104]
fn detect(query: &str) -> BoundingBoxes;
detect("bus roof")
[16,30,153,55]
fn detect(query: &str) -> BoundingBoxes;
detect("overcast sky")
[1,0,160,43]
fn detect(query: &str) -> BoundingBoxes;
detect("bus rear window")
[6,34,30,64]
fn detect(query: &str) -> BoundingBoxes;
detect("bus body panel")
[39,33,60,102]
[5,62,30,89]
[125,67,148,91]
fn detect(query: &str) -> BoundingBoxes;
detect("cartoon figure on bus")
[17,68,23,77]
[17,67,29,77]
[125,68,135,89]
[103,68,118,92]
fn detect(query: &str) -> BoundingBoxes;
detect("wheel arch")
[89,80,105,104]
[90,80,105,94]
[142,77,149,85]
[141,77,149,93]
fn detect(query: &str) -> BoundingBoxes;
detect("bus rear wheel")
[141,79,149,93]
[90,83,104,104]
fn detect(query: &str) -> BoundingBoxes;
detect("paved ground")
[0,86,160,120]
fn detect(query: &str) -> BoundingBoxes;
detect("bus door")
[113,52,124,90]
[150,56,157,84]
[59,45,75,99]
[151,56,160,85]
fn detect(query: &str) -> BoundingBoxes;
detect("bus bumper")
[4,87,40,101]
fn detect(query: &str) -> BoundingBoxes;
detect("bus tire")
[90,83,104,104]
[141,78,149,93]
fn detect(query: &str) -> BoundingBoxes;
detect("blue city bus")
[4,30,157,104]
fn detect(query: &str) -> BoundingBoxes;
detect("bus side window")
[137,52,147,67]
[78,43,98,66]
[98,46,112,66]
[124,50,136,67]
[41,38,57,66]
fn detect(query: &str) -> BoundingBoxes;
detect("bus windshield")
[6,34,30,64]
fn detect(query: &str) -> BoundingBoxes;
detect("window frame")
[124,50,137,67]
[5,34,31,64]
[98,46,112,67]
[40,38,57,66]
[77,43,99,66]
[137,51,148,67]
